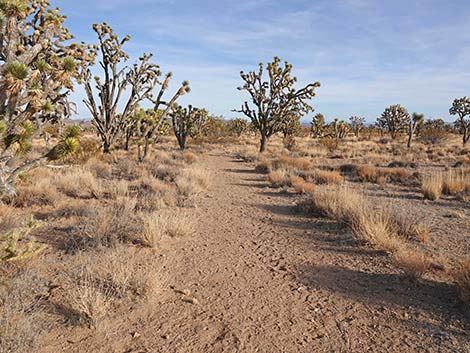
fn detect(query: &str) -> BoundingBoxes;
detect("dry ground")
[2,135,470,352]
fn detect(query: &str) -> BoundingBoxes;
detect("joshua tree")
[330,118,350,140]
[0,0,89,196]
[377,104,410,139]
[227,118,249,137]
[279,113,302,138]
[449,97,470,146]
[127,109,169,162]
[80,23,163,153]
[407,112,424,148]
[170,104,208,150]
[311,113,326,138]
[349,116,365,138]
[234,57,320,152]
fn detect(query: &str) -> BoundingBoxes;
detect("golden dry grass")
[453,260,470,305]
[267,170,289,188]
[313,169,344,185]
[421,172,443,201]
[289,176,315,194]
[394,249,430,281]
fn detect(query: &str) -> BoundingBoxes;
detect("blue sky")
[56,0,470,123]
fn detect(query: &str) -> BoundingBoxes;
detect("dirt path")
[87,152,469,352]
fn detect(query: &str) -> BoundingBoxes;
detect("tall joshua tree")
[449,97,470,146]
[234,57,320,152]
[377,104,410,139]
[80,23,160,153]
[0,0,89,196]
[407,112,424,148]
[80,23,190,154]
[170,104,207,150]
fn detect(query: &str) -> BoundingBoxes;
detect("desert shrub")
[255,159,272,174]
[153,164,179,182]
[313,169,344,184]
[84,157,113,179]
[13,179,60,207]
[267,170,290,188]
[270,156,311,171]
[419,129,448,145]
[0,271,47,353]
[421,172,443,200]
[65,271,112,328]
[175,167,210,205]
[394,249,430,281]
[358,165,378,182]
[319,137,340,152]
[235,146,259,162]
[385,168,411,184]
[69,201,142,251]
[453,260,470,305]
[183,151,198,163]
[289,176,315,194]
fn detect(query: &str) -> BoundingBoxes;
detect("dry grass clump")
[271,156,311,171]
[358,165,378,182]
[84,157,113,179]
[303,186,405,253]
[357,165,411,185]
[289,176,315,194]
[69,201,142,251]
[385,168,412,184]
[442,170,470,195]
[235,146,259,163]
[267,169,290,188]
[255,159,272,174]
[453,260,470,305]
[313,169,344,184]
[394,249,430,281]
[388,209,432,243]
[63,246,161,327]
[56,169,103,199]
[421,172,443,200]
[175,167,210,203]
[183,151,198,163]
[66,272,112,327]
[0,204,21,232]
[140,211,192,247]
[14,178,60,207]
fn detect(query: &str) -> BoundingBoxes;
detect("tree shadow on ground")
[294,263,470,331]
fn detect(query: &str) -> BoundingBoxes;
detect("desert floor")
[37,150,469,353]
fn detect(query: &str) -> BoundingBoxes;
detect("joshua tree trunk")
[407,122,415,148]
[464,128,469,146]
[103,140,111,154]
[259,132,268,153]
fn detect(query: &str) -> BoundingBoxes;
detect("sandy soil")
[41,151,470,352]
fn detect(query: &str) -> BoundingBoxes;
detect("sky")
[55,0,470,123]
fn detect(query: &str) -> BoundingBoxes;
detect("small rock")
[182,297,199,305]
